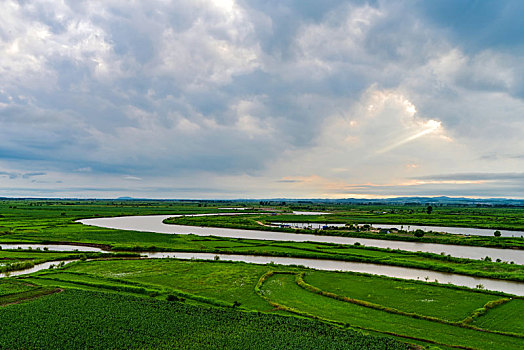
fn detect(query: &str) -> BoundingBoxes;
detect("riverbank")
[166,214,524,249]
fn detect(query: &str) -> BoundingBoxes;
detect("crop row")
[0,289,410,349]
[294,272,522,338]
[257,272,524,349]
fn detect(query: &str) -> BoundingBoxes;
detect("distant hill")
[245,196,524,206]
[1,196,523,206]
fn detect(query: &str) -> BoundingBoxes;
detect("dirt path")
[256,221,276,227]
[0,287,64,307]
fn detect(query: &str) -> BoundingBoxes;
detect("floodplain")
[1,199,523,349]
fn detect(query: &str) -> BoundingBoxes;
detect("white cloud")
[149,0,261,87]
[267,87,456,185]
[0,1,123,89]
[0,1,522,198]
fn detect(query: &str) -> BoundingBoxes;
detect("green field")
[0,279,37,296]
[1,200,522,282]
[303,270,502,322]
[9,257,522,349]
[166,212,524,249]
[1,199,523,349]
[0,289,411,350]
[259,273,523,350]
[471,299,524,334]
[281,205,524,231]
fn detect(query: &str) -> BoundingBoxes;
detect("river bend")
[79,214,524,264]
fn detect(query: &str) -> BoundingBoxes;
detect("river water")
[0,244,104,252]
[144,252,524,296]
[270,222,347,229]
[0,260,78,278]
[370,223,524,238]
[78,215,524,264]
[1,248,522,295]
[1,213,522,295]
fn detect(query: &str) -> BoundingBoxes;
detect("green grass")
[167,212,524,249]
[0,250,82,261]
[304,270,502,322]
[114,238,524,282]
[259,273,524,350]
[0,279,38,296]
[39,258,286,311]
[1,199,524,348]
[281,205,524,231]
[0,285,59,306]
[1,200,522,282]
[0,250,140,275]
[21,258,524,347]
[471,299,524,334]
[0,289,410,350]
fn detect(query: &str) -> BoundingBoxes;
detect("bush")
[414,229,425,238]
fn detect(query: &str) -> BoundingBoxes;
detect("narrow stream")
[144,252,524,296]
[0,244,105,252]
[0,260,77,278]
[1,247,522,295]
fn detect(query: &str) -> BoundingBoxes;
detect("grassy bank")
[13,257,524,348]
[258,272,523,350]
[1,199,523,348]
[165,213,524,249]
[1,200,522,282]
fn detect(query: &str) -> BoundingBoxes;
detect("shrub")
[414,229,425,238]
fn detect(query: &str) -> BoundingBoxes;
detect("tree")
[426,205,433,214]
[414,229,425,238]
[494,230,501,237]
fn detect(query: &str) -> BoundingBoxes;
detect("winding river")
[1,245,523,295]
[1,213,522,295]
[146,252,524,295]
[79,214,524,264]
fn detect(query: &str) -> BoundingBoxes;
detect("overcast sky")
[1,0,523,199]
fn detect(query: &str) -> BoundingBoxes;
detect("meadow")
[0,288,410,350]
[12,257,524,349]
[287,204,524,231]
[0,199,523,349]
[1,200,522,282]
[259,272,523,349]
[167,211,524,249]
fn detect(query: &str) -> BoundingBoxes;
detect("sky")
[0,0,523,199]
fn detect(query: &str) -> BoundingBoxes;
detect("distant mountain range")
[1,196,523,206]
[251,196,524,206]
[118,196,524,206]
